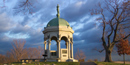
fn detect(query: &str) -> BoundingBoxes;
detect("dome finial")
[56,4,60,18]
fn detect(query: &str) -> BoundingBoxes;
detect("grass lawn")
[3,61,130,65]
[5,62,80,65]
[95,62,130,65]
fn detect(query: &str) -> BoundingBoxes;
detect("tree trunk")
[123,54,125,64]
[104,49,112,62]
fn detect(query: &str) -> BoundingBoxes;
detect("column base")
[66,58,78,62]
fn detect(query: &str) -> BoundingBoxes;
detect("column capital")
[47,40,51,43]
[68,41,70,44]
[70,42,73,44]
[44,41,47,44]
[47,40,51,45]
[57,40,61,43]
[65,42,68,45]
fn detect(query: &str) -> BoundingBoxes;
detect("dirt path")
[80,62,97,65]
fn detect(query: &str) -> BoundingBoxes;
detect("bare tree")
[21,48,29,59]
[27,48,38,59]
[26,46,44,59]
[37,46,44,58]
[5,51,16,63]
[16,46,44,59]
[14,0,36,14]
[1,0,36,14]
[91,0,130,62]
[11,39,26,62]
[0,54,6,64]
[0,40,43,63]
[75,49,86,62]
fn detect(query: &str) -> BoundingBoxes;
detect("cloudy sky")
[0,0,130,61]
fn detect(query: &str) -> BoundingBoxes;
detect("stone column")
[57,43,58,58]
[44,41,47,54]
[47,40,51,58]
[66,42,68,49]
[68,41,70,58]
[71,42,73,58]
[57,40,61,58]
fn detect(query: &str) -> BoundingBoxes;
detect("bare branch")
[11,39,26,62]
[14,0,37,14]
[114,34,130,43]
[75,49,86,61]
[93,48,105,53]
[1,0,6,8]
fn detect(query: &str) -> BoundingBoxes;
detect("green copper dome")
[47,18,70,27]
[46,4,70,27]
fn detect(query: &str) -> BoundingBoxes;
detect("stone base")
[46,58,57,62]
[46,58,78,62]
[66,58,78,62]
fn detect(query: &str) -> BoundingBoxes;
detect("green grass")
[5,61,130,65]
[95,62,130,65]
[5,62,80,65]
[33,62,80,65]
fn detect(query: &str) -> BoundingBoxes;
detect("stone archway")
[50,36,58,58]
[60,36,68,49]
[48,36,58,58]
[50,36,57,41]
[50,36,58,50]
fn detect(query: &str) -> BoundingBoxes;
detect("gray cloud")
[0,13,15,33]
[61,0,101,22]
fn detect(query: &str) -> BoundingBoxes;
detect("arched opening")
[50,36,57,51]
[60,40,66,48]
[50,36,57,57]
[60,36,68,49]
[51,40,57,51]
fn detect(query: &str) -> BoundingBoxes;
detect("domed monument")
[43,4,78,62]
